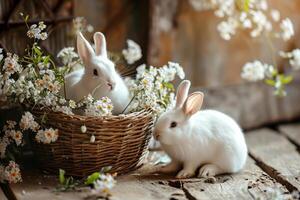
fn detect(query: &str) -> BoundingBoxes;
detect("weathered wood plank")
[111,175,186,200]
[10,170,186,200]
[196,75,300,130]
[182,158,289,200]
[246,128,300,191]
[8,151,293,200]
[9,172,89,200]
[0,187,8,200]
[279,124,300,147]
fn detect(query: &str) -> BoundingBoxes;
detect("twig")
[121,95,135,114]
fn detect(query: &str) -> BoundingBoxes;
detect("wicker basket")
[31,108,154,177]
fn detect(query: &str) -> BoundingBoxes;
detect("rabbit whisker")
[91,82,106,97]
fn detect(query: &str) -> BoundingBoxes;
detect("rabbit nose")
[107,81,115,90]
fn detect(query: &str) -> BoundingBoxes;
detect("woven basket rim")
[31,106,154,120]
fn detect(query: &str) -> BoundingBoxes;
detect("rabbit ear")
[77,32,95,64]
[182,92,204,116]
[93,32,107,57]
[175,80,191,108]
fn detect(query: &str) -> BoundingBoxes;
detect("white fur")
[154,80,247,178]
[62,32,130,114]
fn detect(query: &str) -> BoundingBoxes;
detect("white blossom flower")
[280,49,300,70]
[189,0,280,40]
[57,47,79,65]
[122,39,142,64]
[3,120,17,131]
[69,100,76,109]
[81,125,87,133]
[59,98,67,105]
[7,130,23,146]
[279,18,294,41]
[127,63,184,115]
[38,21,46,30]
[288,50,300,70]
[26,23,48,40]
[39,32,48,40]
[241,60,268,81]
[217,18,237,40]
[3,161,22,183]
[240,12,252,28]
[250,10,272,38]
[35,128,59,144]
[270,9,280,22]
[168,62,185,79]
[188,0,214,11]
[264,64,276,78]
[84,96,113,117]
[19,112,39,131]
[54,105,74,115]
[73,17,94,33]
[92,174,116,194]
[0,48,3,62]
[3,53,21,76]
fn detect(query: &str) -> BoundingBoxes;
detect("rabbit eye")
[170,121,177,128]
[93,69,98,76]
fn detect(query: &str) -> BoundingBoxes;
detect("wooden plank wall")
[0,0,74,56]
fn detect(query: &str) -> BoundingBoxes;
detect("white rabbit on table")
[153,80,248,178]
[63,32,130,114]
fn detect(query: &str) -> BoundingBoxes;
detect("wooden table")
[1,123,300,200]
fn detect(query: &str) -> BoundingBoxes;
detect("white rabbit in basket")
[63,32,130,114]
[153,80,247,178]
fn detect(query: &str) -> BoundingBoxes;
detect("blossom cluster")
[241,60,293,96]
[78,95,113,117]
[27,21,48,40]
[92,173,117,194]
[189,0,294,41]
[279,49,300,71]
[241,60,275,82]
[0,112,59,183]
[125,62,185,115]
[188,1,297,96]
[0,161,22,183]
[122,39,142,65]
[73,17,94,34]
[57,47,79,66]
[35,128,59,144]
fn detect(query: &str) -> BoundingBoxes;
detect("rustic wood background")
[74,0,300,129]
[1,0,300,129]
[0,0,74,56]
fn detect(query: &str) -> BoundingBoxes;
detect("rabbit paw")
[198,164,222,178]
[157,161,180,174]
[176,169,195,179]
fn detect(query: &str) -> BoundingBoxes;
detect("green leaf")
[43,56,50,64]
[85,172,100,185]
[265,79,275,86]
[163,82,174,91]
[281,75,293,84]
[25,15,29,22]
[236,0,250,12]
[243,0,250,12]
[59,169,65,185]
[33,46,42,56]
